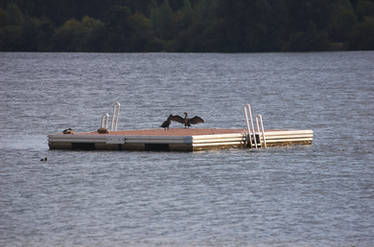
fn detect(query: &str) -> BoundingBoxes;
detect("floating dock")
[48,128,313,152]
[48,103,313,152]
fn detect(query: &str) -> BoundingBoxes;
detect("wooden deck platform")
[48,128,313,152]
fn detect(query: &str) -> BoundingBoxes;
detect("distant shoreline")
[1,0,373,53]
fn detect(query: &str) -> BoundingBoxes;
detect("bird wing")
[160,120,168,127]
[189,116,204,125]
[170,115,185,124]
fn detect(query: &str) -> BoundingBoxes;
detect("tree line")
[0,0,373,52]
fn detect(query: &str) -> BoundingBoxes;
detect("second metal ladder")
[100,102,121,131]
[243,104,267,149]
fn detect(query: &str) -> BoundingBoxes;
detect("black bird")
[40,157,47,162]
[97,127,109,134]
[160,114,173,130]
[63,128,73,134]
[171,112,204,128]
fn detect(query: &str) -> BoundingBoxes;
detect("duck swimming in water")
[171,112,204,128]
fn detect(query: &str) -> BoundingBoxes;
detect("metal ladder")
[243,104,267,149]
[101,113,110,129]
[100,102,121,131]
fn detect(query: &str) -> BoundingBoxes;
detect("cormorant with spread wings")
[160,114,173,129]
[170,112,204,128]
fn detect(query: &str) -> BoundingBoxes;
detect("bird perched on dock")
[63,128,73,134]
[97,127,109,134]
[160,114,173,130]
[171,112,204,128]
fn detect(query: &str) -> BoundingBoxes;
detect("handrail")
[243,105,252,146]
[101,113,110,129]
[256,114,267,148]
[111,102,120,131]
[243,104,258,149]
[255,115,262,147]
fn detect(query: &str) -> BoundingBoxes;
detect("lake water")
[0,52,373,246]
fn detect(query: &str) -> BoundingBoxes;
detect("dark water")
[0,52,373,246]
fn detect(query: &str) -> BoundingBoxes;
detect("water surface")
[0,52,373,246]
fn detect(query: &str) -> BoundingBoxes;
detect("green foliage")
[350,16,374,49]
[329,1,357,41]
[53,16,104,51]
[0,8,7,27]
[32,17,55,51]
[0,0,373,51]
[356,0,374,19]
[5,3,24,25]
[174,0,194,29]
[106,5,131,28]
[285,22,330,51]
[128,12,153,51]
[0,4,25,50]
[0,25,23,50]
[151,0,174,41]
